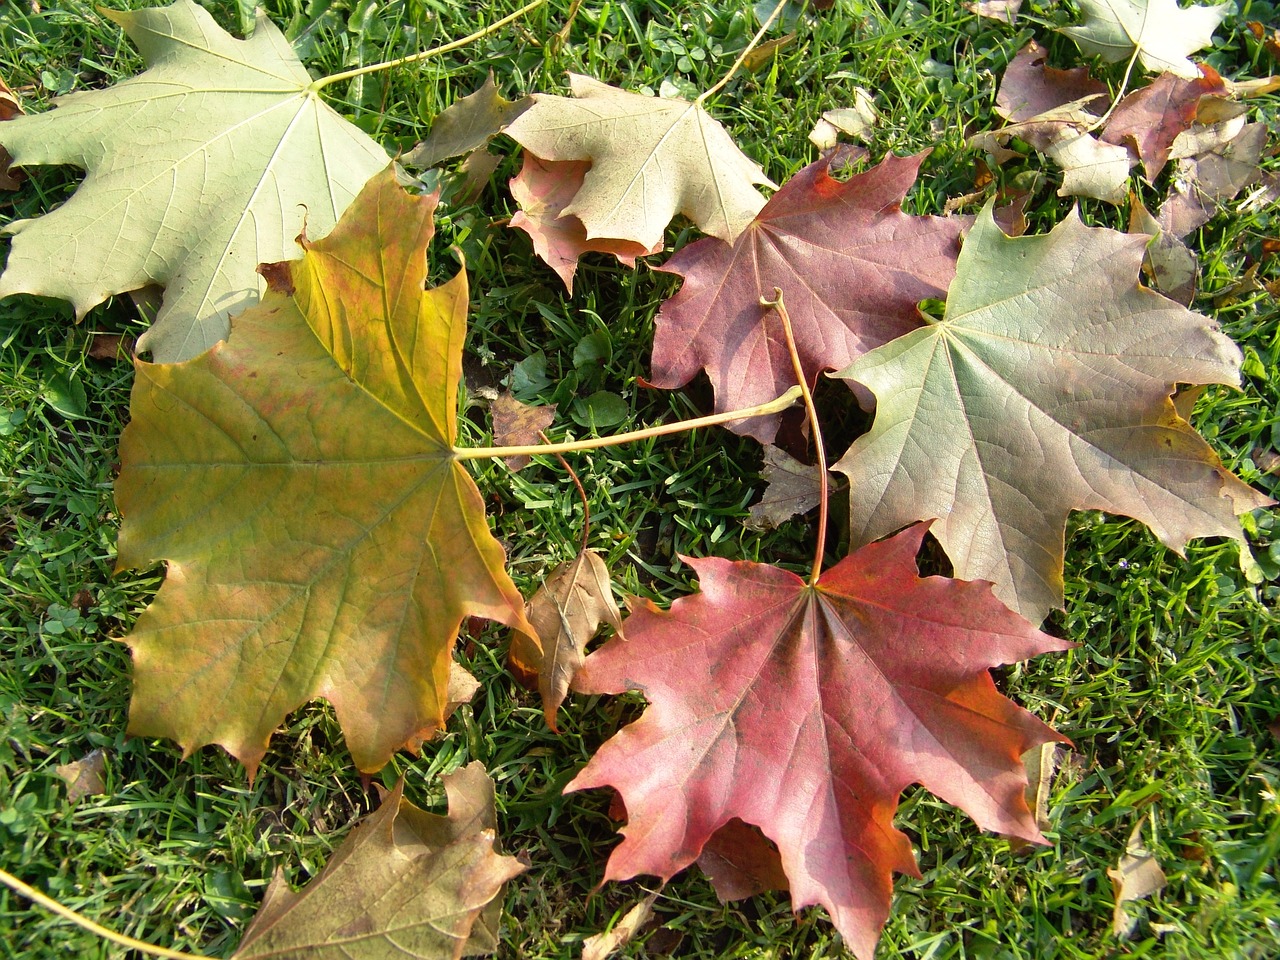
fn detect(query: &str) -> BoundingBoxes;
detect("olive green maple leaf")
[834,205,1271,623]
[115,168,535,775]
[0,0,388,361]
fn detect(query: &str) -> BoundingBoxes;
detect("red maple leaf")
[569,524,1070,959]
[648,151,965,444]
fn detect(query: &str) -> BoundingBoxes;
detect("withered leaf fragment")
[234,764,524,960]
[512,549,624,729]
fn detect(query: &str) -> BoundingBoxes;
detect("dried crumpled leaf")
[1108,817,1168,937]
[581,892,659,960]
[975,43,1131,204]
[56,749,107,801]
[746,445,822,530]
[808,90,877,149]
[234,763,525,960]
[1129,198,1198,304]
[1159,120,1267,238]
[513,549,623,729]
[404,72,529,170]
[489,391,555,471]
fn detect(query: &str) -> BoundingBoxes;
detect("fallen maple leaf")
[508,155,661,293]
[649,151,964,444]
[1062,0,1229,80]
[234,763,525,959]
[1159,120,1267,237]
[570,524,1070,960]
[511,548,623,729]
[746,445,822,530]
[1107,817,1167,938]
[978,44,1131,204]
[115,168,534,775]
[1101,67,1227,178]
[0,0,388,361]
[996,41,1109,124]
[505,73,774,249]
[834,204,1271,622]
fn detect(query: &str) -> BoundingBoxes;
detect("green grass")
[1,0,1278,957]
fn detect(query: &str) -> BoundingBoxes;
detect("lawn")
[0,0,1278,958]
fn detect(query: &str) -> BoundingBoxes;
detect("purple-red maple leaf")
[648,151,965,444]
[1101,66,1227,178]
[569,524,1070,959]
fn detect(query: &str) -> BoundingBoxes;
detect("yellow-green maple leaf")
[115,168,534,775]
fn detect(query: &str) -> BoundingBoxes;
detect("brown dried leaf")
[746,445,822,530]
[1129,198,1198,304]
[490,391,556,471]
[581,892,659,960]
[1108,818,1167,938]
[514,549,623,730]
[56,749,106,801]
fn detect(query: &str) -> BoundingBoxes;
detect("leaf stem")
[696,0,788,105]
[761,288,827,586]
[310,0,549,92]
[540,429,591,555]
[1085,45,1141,133]
[0,868,206,960]
[455,386,802,461]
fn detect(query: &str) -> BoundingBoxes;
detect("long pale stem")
[310,0,549,92]
[696,0,788,105]
[1086,45,1141,132]
[455,386,802,461]
[761,288,827,586]
[0,868,205,960]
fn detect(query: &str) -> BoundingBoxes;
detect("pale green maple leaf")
[833,204,1271,623]
[1062,0,1228,80]
[0,0,388,361]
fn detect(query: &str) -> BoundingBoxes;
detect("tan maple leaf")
[505,73,774,249]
